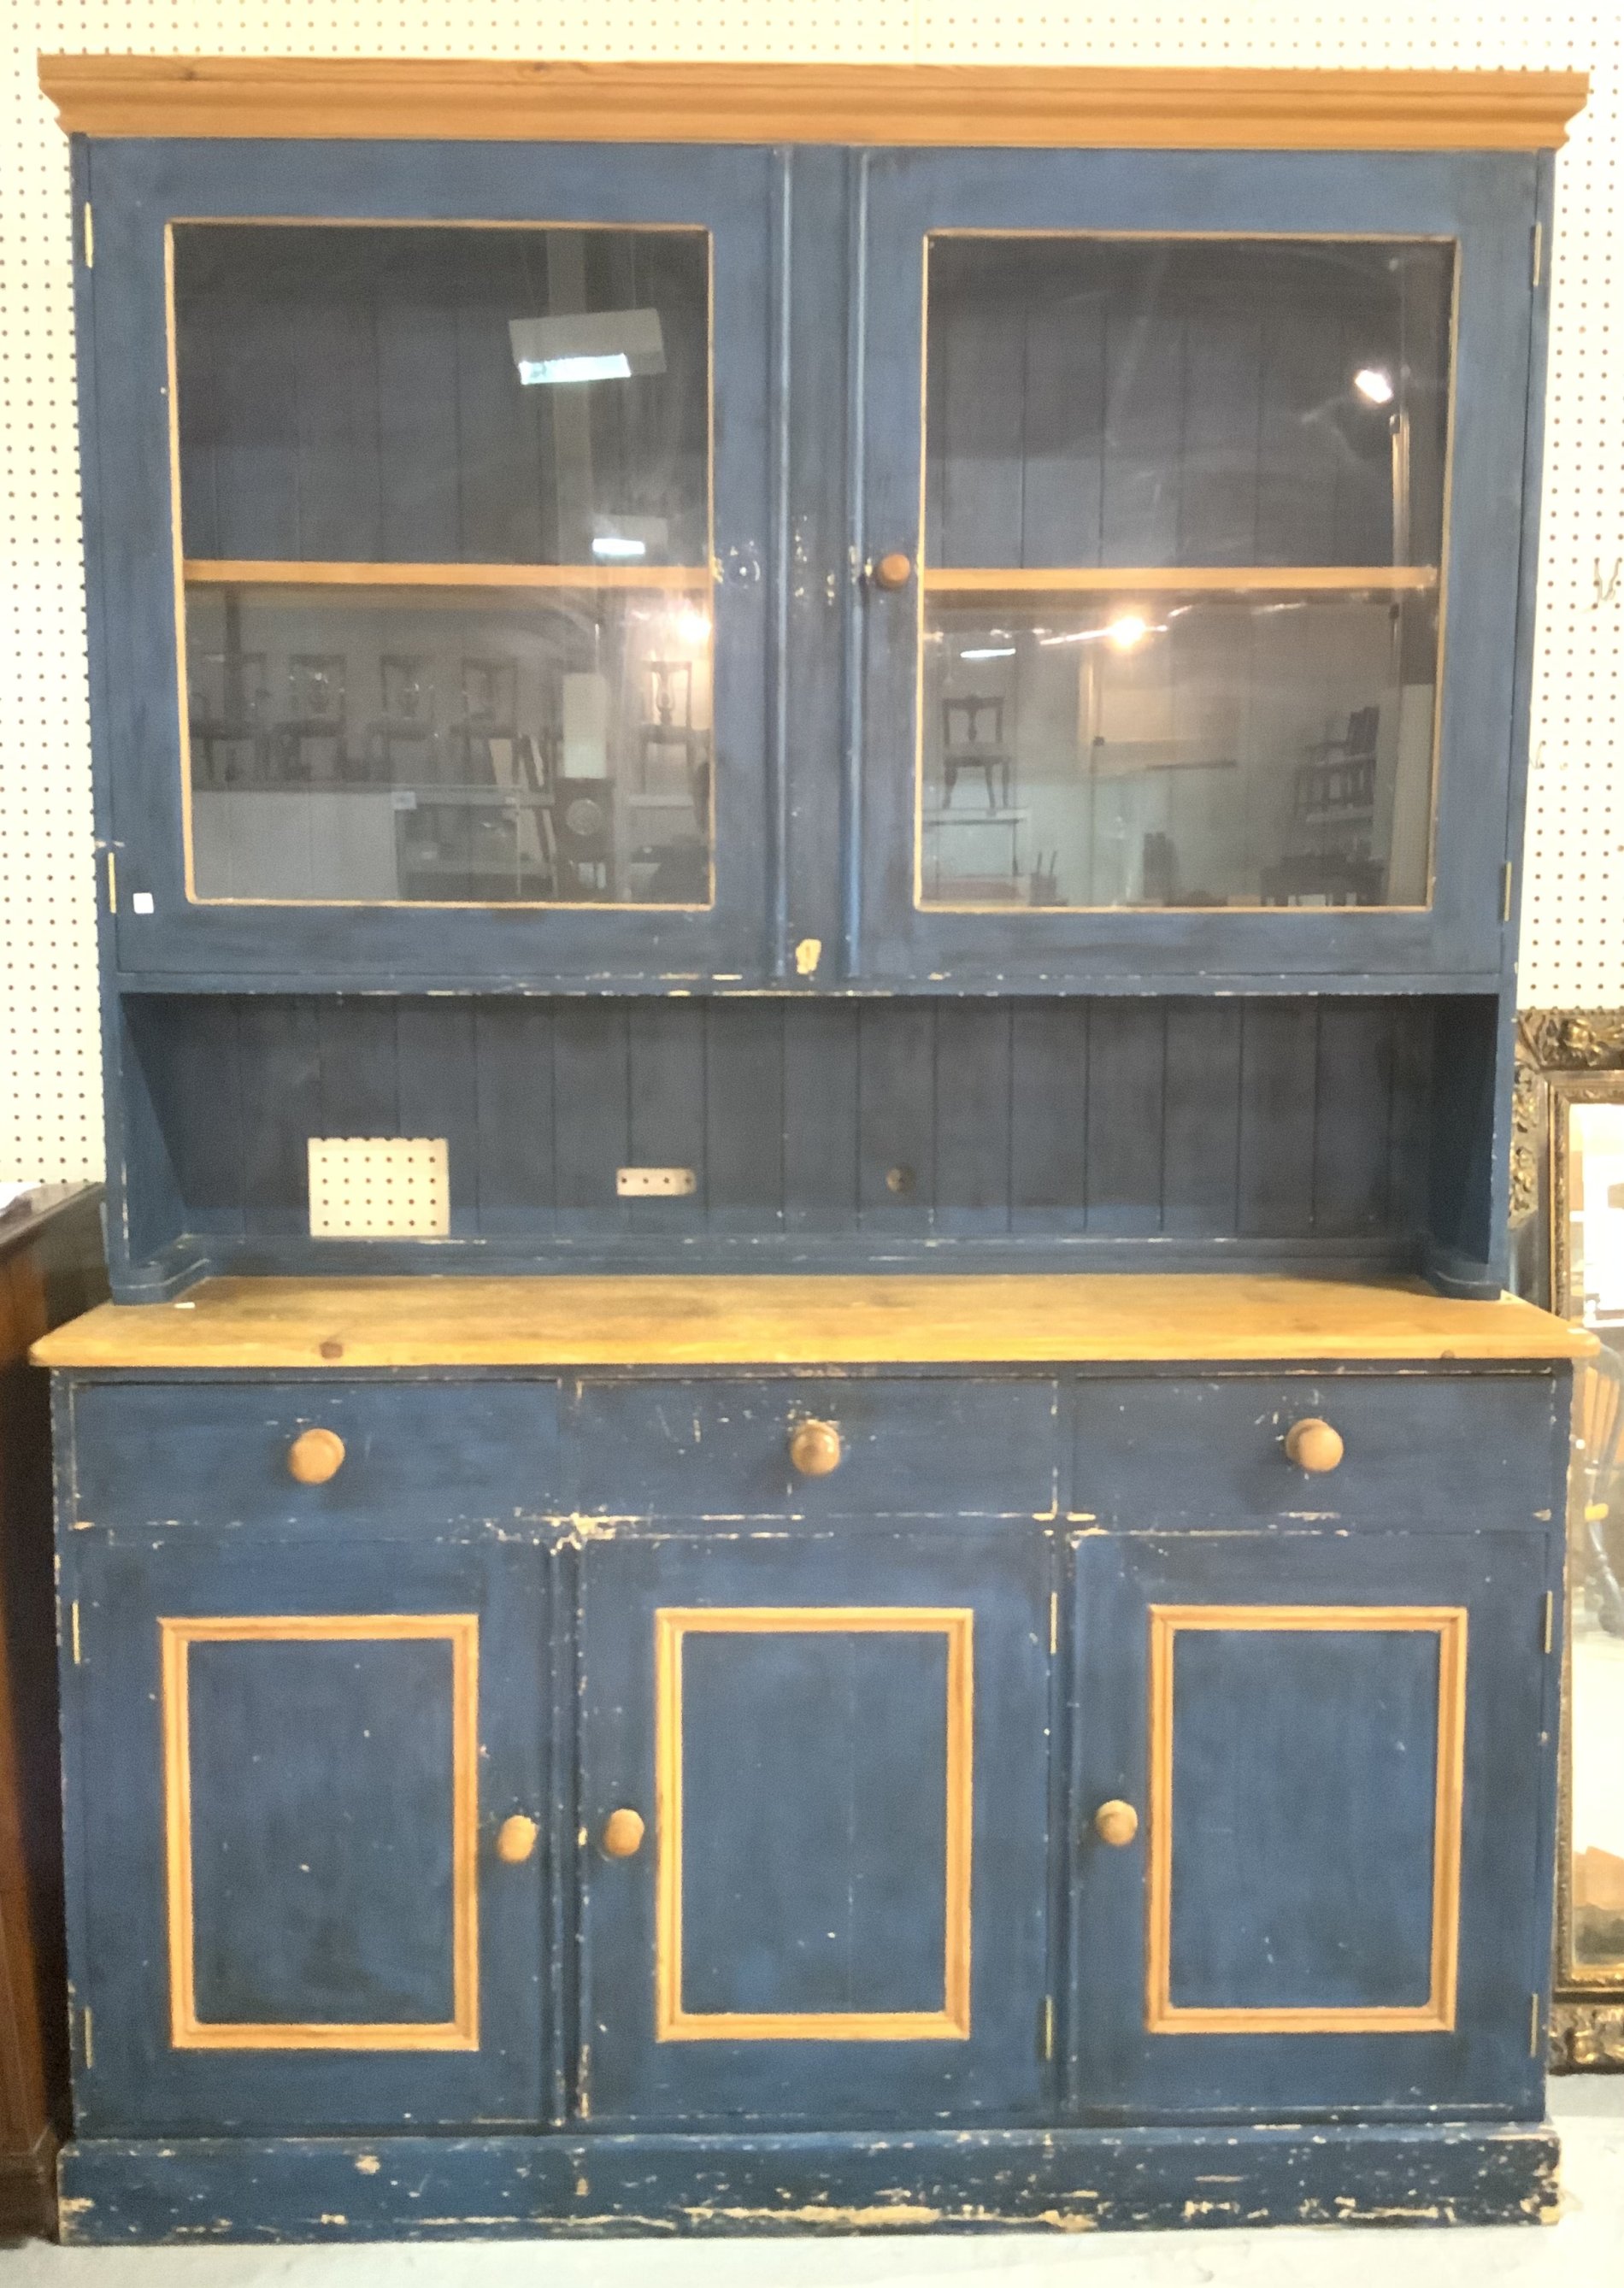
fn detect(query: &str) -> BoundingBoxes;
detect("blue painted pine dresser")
[33,53,1594,2241]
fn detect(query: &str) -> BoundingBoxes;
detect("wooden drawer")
[566,1377,1060,1519]
[65,1377,562,1530]
[1070,1371,1564,1527]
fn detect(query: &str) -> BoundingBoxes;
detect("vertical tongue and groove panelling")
[122,991,1435,1248]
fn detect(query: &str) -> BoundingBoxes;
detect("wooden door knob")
[1093,1799,1139,1848]
[1285,1417,1345,1473]
[789,1419,844,1477]
[872,550,913,590]
[287,1426,345,1485]
[495,1814,539,1865]
[602,1808,645,1859]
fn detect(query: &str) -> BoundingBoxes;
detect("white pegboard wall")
[2,5,1620,1183]
[308,1136,450,1238]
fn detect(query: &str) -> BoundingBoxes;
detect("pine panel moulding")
[38,58,1590,153]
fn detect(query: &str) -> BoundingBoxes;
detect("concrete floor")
[7,2081,1621,2286]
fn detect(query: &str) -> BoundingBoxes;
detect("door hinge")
[1542,1590,1555,1655]
[1049,1590,1058,1656]
[1529,1991,1542,2056]
[1501,862,1514,922]
[1041,1995,1054,2060]
[83,201,94,268]
[1532,221,1544,291]
[70,1599,81,1665]
[82,2004,94,2068]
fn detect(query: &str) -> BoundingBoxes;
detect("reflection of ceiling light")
[1040,613,1168,650]
[522,352,632,385]
[674,608,712,645]
[1353,366,1395,406]
[959,645,1016,661]
[591,514,668,564]
[509,307,666,386]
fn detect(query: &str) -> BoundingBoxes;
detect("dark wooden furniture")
[32,53,1595,2243]
[0,1188,105,2237]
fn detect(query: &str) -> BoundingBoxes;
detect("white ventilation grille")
[1,5,1621,1185]
[308,1136,450,1238]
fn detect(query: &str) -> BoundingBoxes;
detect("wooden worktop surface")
[30,1274,1595,1371]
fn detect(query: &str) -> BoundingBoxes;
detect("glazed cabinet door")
[853,149,1540,987]
[82,138,775,985]
[1068,1528,1558,2120]
[63,1522,549,2134]
[576,1528,1056,2123]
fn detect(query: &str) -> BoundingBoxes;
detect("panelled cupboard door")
[82,139,774,985]
[1069,1530,1556,2121]
[577,1530,1055,2123]
[856,150,1539,986]
[65,1526,548,2134]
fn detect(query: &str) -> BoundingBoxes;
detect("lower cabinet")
[56,1370,1564,2157]
[68,1526,550,2134]
[575,1527,1054,2123]
[1070,1529,1555,2120]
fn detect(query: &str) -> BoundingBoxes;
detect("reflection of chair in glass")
[941,696,1012,811]
[1574,1344,1624,1636]
[454,657,518,785]
[637,660,709,824]
[487,730,554,892]
[366,654,436,785]
[189,647,270,785]
[273,653,349,783]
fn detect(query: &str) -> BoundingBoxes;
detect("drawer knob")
[789,1419,844,1477]
[287,1426,345,1485]
[1285,1417,1345,1474]
[1094,1799,1139,1848]
[495,1814,539,1865]
[872,550,913,591]
[602,1808,646,1859]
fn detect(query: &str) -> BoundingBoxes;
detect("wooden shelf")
[39,58,1588,153]
[925,566,1439,596]
[31,1273,1595,1371]
[182,561,713,591]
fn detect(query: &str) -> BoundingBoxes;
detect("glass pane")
[172,223,712,905]
[1562,1103,1624,1980]
[919,236,1453,912]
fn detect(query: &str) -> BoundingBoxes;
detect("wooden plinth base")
[58,2121,1560,2242]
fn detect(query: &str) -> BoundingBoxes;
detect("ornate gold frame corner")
[1517,1009,1624,2069]
[1550,1997,1624,2071]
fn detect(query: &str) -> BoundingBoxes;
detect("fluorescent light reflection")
[591,533,648,561]
[959,645,1017,662]
[1353,366,1395,406]
[519,352,633,386]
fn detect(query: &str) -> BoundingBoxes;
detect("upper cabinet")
[856,150,1543,985]
[60,68,1580,991]
[82,140,774,985]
